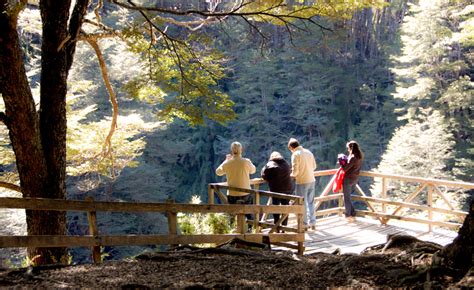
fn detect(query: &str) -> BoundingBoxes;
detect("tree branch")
[66,0,90,71]
[84,36,119,178]
[110,0,332,32]
[0,181,22,193]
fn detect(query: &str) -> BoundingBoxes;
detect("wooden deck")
[277,215,458,255]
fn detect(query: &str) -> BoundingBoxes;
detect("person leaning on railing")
[341,140,364,223]
[215,141,256,226]
[261,151,294,230]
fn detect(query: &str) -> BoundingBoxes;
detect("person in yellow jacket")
[216,141,256,222]
[288,138,317,230]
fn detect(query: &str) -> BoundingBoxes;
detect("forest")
[0,0,472,272]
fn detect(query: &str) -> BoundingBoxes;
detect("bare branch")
[82,19,127,42]
[110,0,332,32]
[84,36,119,178]
[66,0,90,71]
[0,181,21,193]
[241,16,267,41]
[94,0,103,23]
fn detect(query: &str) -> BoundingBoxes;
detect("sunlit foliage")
[371,0,472,212]
[178,196,231,237]
[123,32,235,125]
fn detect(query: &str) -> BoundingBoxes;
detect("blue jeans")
[295,181,316,226]
[342,179,357,217]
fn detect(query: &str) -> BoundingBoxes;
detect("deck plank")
[271,215,458,255]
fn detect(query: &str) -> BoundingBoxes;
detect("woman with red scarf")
[341,141,364,222]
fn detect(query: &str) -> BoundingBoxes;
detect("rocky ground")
[0,236,472,288]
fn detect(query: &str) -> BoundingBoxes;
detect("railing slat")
[433,185,455,210]
[351,196,467,217]
[357,210,461,229]
[391,182,428,216]
[0,198,303,214]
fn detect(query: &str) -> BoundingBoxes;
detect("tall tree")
[0,0,387,265]
[0,0,89,265]
[371,0,472,212]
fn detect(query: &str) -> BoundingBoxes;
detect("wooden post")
[254,191,260,232]
[428,185,433,232]
[381,177,388,225]
[297,198,305,255]
[381,177,387,213]
[85,196,101,264]
[252,182,260,231]
[208,185,215,205]
[253,184,260,191]
[166,199,178,248]
[260,197,272,223]
[237,213,246,234]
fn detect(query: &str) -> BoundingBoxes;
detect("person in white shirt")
[216,141,256,222]
[288,138,317,230]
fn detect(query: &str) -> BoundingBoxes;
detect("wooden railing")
[0,170,470,264]
[315,169,474,232]
[239,170,472,232]
[207,184,305,252]
[0,192,305,263]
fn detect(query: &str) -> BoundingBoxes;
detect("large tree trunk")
[438,200,474,281]
[0,0,88,265]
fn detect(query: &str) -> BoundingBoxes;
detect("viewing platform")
[0,169,471,263]
[277,215,458,255]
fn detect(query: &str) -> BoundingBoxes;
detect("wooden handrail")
[0,197,303,215]
[352,196,467,217]
[0,196,306,258]
[309,169,474,189]
[211,169,473,232]
[209,184,303,201]
[1,170,470,262]
[307,169,472,230]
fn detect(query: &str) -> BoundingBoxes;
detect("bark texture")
[0,0,88,265]
[439,200,474,280]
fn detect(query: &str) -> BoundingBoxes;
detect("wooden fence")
[239,170,472,232]
[0,190,305,263]
[0,169,471,264]
[207,184,305,251]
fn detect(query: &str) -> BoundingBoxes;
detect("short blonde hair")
[269,151,283,160]
[230,141,242,155]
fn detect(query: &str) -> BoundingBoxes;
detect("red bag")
[332,167,345,193]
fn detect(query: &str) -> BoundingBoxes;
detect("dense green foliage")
[159,5,405,200]
[372,0,473,212]
[0,0,472,264]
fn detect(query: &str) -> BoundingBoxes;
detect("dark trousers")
[228,194,253,221]
[342,179,357,217]
[272,197,290,226]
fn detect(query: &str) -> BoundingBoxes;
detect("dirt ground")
[0,237,472,288]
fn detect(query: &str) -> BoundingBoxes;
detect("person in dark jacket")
[341,140,364,222]
[261,151,294,227]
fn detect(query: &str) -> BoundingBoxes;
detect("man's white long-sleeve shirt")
[291,146,316,184]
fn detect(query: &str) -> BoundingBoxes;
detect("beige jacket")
[216,154,256,196]
[291,146,317,184]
